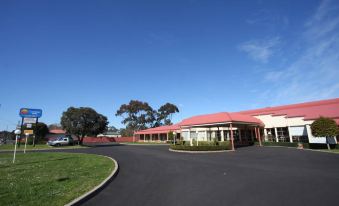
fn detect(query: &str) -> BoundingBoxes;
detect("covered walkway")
[135,124,181,142]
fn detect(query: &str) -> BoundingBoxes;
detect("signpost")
[23,117,37,124]
[13,129,21,163]
[24,130,34,135]
[19,108,42,148]
[19,108,42,118]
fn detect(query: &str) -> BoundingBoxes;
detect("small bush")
[218,141,230,147]
[170,144,231,151]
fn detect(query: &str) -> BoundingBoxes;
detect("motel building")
[135,98,339,147]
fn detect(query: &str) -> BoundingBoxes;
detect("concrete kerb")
[169,148,234,154]
[65,156,119,206]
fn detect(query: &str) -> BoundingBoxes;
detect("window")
[233,130,239,141]
[216,130,221,141]
[277,127,289,142]
[266,128,276,142]
[292,136,309,143]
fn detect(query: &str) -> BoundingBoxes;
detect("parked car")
[47,136,74,146]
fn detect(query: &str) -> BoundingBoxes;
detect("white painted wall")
[254,114,337,144]
[181,131,190,141]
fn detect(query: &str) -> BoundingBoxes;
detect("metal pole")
[19,117,24,147]
[13,135,18,163]
[24,134,28,154]
[33,118,38,147]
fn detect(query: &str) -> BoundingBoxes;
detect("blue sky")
[1,0,339,131]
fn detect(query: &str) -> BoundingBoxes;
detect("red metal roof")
[135,124,181,135]
[238,98,339,122]
[49,129,66,134]
[180,112,263,127]
[135,98,339,135]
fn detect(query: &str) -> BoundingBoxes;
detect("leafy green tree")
[21,122,49,146]
[311,117,339,150]
[48,123,62,130]
[0,130,15,143]
[116,100,156,132]
[107,126,119,133]
[167,131,174,142]
[61,107,108,144]
[157,103,179,126]
[34,122,49,145]
[119,127,134,137]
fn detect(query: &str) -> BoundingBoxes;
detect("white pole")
[173,132,176,145]
[24,134,28,154]
[13,135,18,163]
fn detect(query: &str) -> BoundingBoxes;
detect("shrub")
[170,144,231,151]
[218,141,230,147]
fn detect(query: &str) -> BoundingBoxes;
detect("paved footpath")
[60,145,339,206]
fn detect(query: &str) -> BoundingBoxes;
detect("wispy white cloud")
[259,0,339,105]
[238,37,280,63]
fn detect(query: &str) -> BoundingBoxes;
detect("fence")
[83,136,137,143]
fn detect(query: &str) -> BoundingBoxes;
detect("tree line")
[60,100,179,143]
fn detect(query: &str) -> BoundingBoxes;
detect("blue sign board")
[19,108,42,118]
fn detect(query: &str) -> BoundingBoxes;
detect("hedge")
[175,140,230,147]
[170,144,231,151]
[255,141,339,149]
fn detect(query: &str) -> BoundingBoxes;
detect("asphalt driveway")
[68,145,339,206]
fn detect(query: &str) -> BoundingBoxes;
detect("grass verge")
[0,152,114,206]
[0,144,88,151]
[318,149,339,154]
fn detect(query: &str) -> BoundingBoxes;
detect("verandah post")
[230,123,234,151]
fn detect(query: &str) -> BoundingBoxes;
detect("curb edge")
[65,156,119,206]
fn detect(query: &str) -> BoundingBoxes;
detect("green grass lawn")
[0,152,114,206]
[318,149,339,154]
[0,144,88,151]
